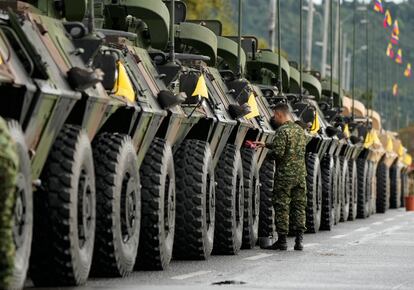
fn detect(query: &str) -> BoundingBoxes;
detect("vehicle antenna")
[169,0,176,63]
[276,0,283,95]
[237,0,243,77]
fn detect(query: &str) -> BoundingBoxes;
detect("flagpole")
[352,0,356,120]
[330,0,333,106]
[337,0,341,104]
[300,0,303,95]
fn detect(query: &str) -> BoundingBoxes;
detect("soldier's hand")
[252,141,266,148]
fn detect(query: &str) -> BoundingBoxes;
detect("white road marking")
[171,271,212,280]
[331,234,347,239]
[303,243,320,248]
[354,227,370,232]
[347,225,403,247]
[385,218,395,222]
[371,221,383,226]
[244,253,274,261]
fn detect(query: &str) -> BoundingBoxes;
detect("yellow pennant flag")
[363,131,374,149]
[404,154,412,166]
[114,61,135,103]
[192,75,208,99]
[310,112,320,134]
[244,93,260,119]
[386,136,393,152]
[398,144,404,157]
[343,124,350,138]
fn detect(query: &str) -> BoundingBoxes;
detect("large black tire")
[333,156,342,224]
[91,133,140,277]
[365,161,373,217]
[173,140,215,260]
[213,144,244,255]
[306,153,322,233]
[136,138,175,270]
[340,157,350,222]
[320,154,334,231]
[401,171,408,207]
[376,162,390,213]
[356,158,369,219]
[348,159,357,221]
[369,162,377,215]
[8,121,32,290]
[390,164,402,209]
[258,157,276,239]
[241,148,260,249]
[30,125,95,286]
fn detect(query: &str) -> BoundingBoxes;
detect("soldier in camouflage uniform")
[0,117,18,289]
[255,103,307,251]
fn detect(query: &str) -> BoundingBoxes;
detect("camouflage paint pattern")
[267,121,307,234]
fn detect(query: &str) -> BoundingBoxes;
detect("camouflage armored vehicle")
[389,134,406,209]
[1,0,192,286]
[241,45,331,234]
[365,110,393,214]
[401,152,412,206]
[343,98,382,219]
[213,34,278,243]
[0,1,105,287]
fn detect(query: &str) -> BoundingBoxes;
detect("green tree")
[184,0,236,35]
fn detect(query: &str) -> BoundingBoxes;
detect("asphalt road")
[29,208,414,290]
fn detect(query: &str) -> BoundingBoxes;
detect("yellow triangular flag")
[364,131,374,149]
[310,112,320,134]
[114,61,135,102]
[244,93,260,119]
[343,124,350,138]
[192,75,208,99]
[404,154,412,166]
[386,136,393,152]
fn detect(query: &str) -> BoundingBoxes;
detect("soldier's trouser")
[273,177,307,235]
[0,118,18,289]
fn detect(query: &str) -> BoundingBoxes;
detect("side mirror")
[93,53,117,91]
[301,107,316,124]
[326,126,339,137]
[158,90,186,109]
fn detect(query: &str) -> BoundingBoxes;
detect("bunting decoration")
[390,33,399,45]
[404,63,412,78]
[374,0,384,13]
[393,83,398,96]
[386,43,394,59]
[383,9,392,28]
[395,49,403,64]
[392,20,400,35]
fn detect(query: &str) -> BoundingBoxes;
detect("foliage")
[184,0,236,35]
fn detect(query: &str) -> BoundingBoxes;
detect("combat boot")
[294,232,304,251]
[265,234,287,251]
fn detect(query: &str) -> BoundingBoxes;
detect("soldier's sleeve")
[266,129,287,160]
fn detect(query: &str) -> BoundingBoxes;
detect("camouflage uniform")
[0,117,18,289]
[266,121,307,235]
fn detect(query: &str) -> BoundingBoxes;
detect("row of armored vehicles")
[0,1,410,289]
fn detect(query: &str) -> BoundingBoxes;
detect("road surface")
[28,209,414,290]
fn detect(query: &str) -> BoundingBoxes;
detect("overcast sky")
[313,0,405,3]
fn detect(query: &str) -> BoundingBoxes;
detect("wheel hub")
[13,173,26,249]
[121,173,137,243]
[78,168,93,248]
